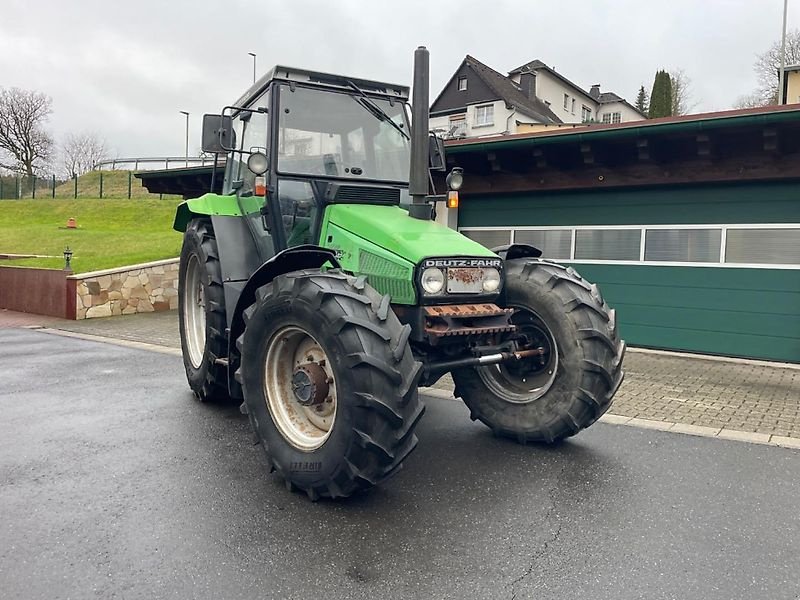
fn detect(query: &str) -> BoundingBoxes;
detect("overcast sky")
[1,0,797,163]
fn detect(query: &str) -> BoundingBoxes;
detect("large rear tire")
[236,270,424,500]
[178,218,229,402]
[452,260,625,443]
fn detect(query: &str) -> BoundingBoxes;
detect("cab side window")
[278,180,317,247]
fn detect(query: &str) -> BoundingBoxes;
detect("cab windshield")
[277,85,410,182]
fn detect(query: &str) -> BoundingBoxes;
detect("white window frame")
[457,77,467,91]
[448,115,467,137]
[458,223,800,270]
[474,104,494,127]
[581,105,592,122]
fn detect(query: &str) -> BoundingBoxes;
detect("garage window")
[645,228,721,262]
[575,229,641,261]
[725,228,800,265]
[461,229,511,249]
[514,229,572,260]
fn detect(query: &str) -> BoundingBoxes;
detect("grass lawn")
[0,198,184,273]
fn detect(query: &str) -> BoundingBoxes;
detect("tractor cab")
[200,66,416,262]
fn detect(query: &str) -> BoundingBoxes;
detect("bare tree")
[0,87,53,177]
[753,28,800,104]
[669,69,697,116]
[733,92,766,110]
[62,132,108,177]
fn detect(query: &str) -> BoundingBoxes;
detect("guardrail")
[95,156,217,171]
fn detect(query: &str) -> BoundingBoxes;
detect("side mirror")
[428,134,446,172]
[202,114,235,153]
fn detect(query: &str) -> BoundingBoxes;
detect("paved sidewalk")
[5,308,799,439]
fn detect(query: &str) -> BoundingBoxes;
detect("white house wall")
[431,100,519,137]
[598,101,642,123]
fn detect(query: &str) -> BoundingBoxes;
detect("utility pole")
[778,0,789,104]
[248,52,257,83]
[179,110,189,167]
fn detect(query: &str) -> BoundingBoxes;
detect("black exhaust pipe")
[408,46,432,220]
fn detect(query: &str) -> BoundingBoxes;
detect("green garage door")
[458,181,800,363]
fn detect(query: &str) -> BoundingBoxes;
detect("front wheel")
[452,260,625,443]
[178,218,229,402]
[236,270,424,500]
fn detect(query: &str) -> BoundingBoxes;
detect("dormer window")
[458,77,467,91]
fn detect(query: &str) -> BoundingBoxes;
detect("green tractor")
[174,47,625,500]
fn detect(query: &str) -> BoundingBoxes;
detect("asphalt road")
[1,329,799,600]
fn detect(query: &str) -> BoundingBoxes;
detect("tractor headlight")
[482,268,501,293]
[421,267,445,295]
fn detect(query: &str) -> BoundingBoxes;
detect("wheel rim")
[263,326,337,451]
[477,308,559,404]
[184,254,206,369]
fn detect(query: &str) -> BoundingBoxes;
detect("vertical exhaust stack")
[408,46,432,220]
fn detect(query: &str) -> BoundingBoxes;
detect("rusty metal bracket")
[423,303,515,338]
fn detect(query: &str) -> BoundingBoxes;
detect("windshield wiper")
[347,80,410,140]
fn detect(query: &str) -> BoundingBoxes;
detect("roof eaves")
[444,104,800,152]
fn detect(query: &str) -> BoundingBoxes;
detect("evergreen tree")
[635,85,649,115]
[648,71,674,118]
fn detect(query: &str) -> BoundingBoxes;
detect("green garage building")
[443,106,800,363]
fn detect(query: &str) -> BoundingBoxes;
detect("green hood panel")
[325,204,497,263]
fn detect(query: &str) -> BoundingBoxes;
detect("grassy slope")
[0,198,183,273]
[53,170,181,200]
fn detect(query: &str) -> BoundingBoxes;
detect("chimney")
[519,71,537,100]
[590,84,601,100]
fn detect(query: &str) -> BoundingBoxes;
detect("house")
[429,55,645,139]
[508,59,645,126]
[783,64,800,104]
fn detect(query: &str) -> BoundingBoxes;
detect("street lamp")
[179,110,189,167]
[248,52,257,83]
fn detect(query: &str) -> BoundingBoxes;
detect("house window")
[458,77,467,91]
[449,115,467,137]
[571,98,576,114]
[474,104,494,127]
[563,94,569,109]
[581,105,592,122]
[601,112,622,124]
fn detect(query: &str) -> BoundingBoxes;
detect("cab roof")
[232,65,410,109]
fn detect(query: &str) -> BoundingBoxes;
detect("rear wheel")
[236,270,424,500]
[452,260,625,443]
[178,218,229,402]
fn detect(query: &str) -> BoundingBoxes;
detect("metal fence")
[0,171,179,200]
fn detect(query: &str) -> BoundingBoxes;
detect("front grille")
[334,185,400,204]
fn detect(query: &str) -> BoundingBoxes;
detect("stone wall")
[69,258,180,319]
